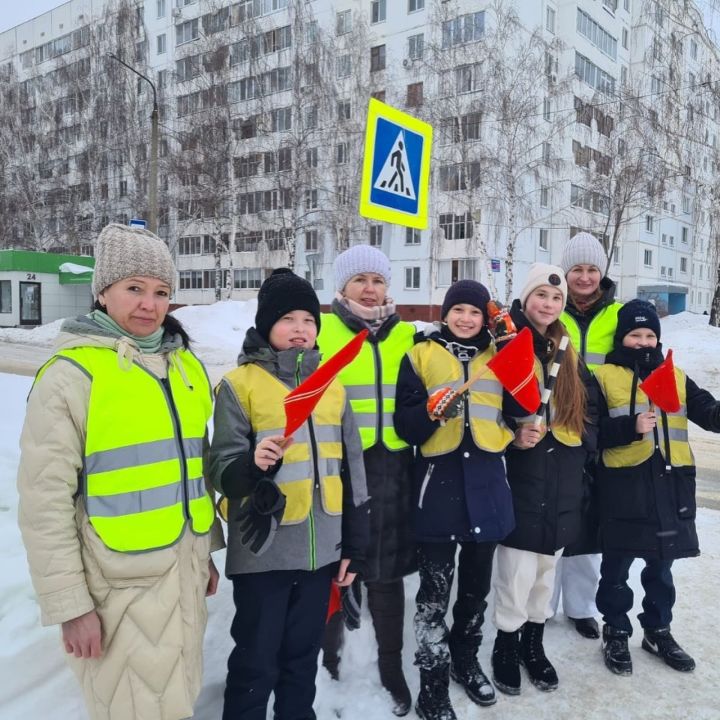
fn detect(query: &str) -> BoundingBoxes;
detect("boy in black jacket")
[594,299,720,676]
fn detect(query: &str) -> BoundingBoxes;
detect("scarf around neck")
[335,292,397,332]
[89,309,165,354]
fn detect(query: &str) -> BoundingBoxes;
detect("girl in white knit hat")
[491,263,599,696]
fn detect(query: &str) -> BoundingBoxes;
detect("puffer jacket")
[209,328,370,576]
[16,315,224,720]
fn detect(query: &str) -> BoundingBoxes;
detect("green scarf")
[89,309,165,354]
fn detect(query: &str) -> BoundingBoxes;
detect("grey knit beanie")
[334,244,391,291]
[92,224,176,296]
[560,232,608,275]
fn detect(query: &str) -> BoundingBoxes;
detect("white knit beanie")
[92,224,176,297]
[560,232,608,275]
[334,244,392,291]
[520,263,568,308]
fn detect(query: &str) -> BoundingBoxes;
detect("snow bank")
[0,318,65,347]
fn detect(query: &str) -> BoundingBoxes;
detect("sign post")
[359,99,432,229]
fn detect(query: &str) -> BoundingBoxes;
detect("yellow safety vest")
[35,346,215,553]
[594,364,694,468]
[407,340,514,457]
[223,363,345,523]
[512,358,582,447]
[561,302,622,371]
[318,313,414,451]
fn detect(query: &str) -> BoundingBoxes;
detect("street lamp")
[107,52,159,234]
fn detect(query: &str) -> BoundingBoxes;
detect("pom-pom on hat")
[614,299,661,344]
[92,223,176,297]
[519,263,568,309]
[255,268,321,342]
[440,280,491,320]
[334,244,391,291]
[560,232,608,275]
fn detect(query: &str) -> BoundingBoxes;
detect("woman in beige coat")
[16,224,222,720]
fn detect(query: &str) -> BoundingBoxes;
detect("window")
[683,196,691,214]
[371,0,386,24]
[408,33,424,60]
[681,227,689,243]
[680,257,688,273]
[660,265,667,277]
[406,82,423,107]
[437,259,477,286]
[0,280,10,313]
[539,228,549,250]
[439,212,473,240]
[691,39,698,60]
[577,9,617,60]
[176,56,200,83]
[613,246,620,263]
[303,105,318,130]
[669,235,674,247]
[409,0,424,12]
[336,142,349,164]
[336,10,352,35]
[644,249,652,266]
[157,0,166,18]
[542,142,551,163]
[543,97,551,121]
[575,52,615,94]
[546,7,556,33]
[119,180,127,197]
[337,100,351,121]
[405,267,421,290]
[305,230,318,252]
[337,54,351,78]
[371,45,386,72]
[540,186,549,207]
[234,268,263,290]
[442,11,485,48]
[622,27,629,49]
[369,225,383,246]
[272,107,292,132]
[645,215,654,232]
[157,34,166,54]
[372,90,386,101]
[176,19,199,46]
[406,228,421,245]
[305,147,318,168]
[661,233,667,245]
[305,189,318,210]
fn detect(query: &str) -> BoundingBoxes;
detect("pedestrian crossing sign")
[359,99,432,229]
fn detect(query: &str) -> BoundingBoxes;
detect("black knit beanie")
[441,280,491,320]
[614,299,661,344]
[255,268,321,342]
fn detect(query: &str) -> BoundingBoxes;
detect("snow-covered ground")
[1,307,720,719]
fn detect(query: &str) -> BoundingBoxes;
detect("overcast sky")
[1,0,720,43]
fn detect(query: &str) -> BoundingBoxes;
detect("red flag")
[283,329,369,438]
[639,349,680,413]
[487,326,540,413]
[326,582,341,622]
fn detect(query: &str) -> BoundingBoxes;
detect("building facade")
[0,0,717,315]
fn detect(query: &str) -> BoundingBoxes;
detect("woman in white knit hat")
[551,232,623,641]
[317,244,416,716]
[491,263,598,696]
[16,224,222,720]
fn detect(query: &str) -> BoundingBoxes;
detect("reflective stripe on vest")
[318,313,414,451]
[561,302,622,372]
[224,362,345,524]
[36,346,215,552]
[511,358,582,447]
[594,364,694,467]
[407,341,514,457]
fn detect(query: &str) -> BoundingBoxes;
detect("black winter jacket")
[597,344,720,560]
[394,326,516,544]
[501,305,599,556]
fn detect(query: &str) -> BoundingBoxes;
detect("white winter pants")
[550,553,602,619]
[493,546,563,632]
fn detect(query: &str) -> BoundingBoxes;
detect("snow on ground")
[2,307,720,718]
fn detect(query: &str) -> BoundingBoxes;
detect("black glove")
[341,578,363,631]
[235,478,286,556]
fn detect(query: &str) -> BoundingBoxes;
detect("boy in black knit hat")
[594,299,720,677]
[209,268,369,720]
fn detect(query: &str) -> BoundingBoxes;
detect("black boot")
[569,616,600,639]
[642,627,695,672]
[520,622,558,692]
[602,624,633,675]
[416,667,457,720]
[491,629,521,695]
[449,637,496,706]
[368,580,411,716]
[321,611,343,681]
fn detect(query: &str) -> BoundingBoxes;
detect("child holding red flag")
[492,264,598,696]
[594,299,720,676]
[208,268,369,720]
[394,280,521,719]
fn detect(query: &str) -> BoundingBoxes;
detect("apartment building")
[0,0,717,315]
